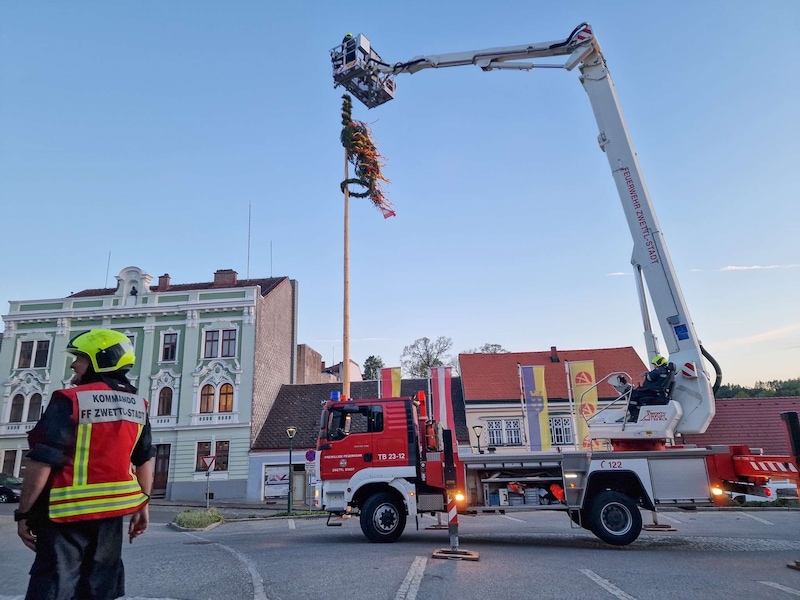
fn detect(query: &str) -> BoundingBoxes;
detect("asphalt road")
[1,503,799,600]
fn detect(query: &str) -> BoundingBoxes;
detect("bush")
[174,508,223,529]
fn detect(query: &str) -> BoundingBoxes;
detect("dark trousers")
[629,391,669,421]
[26,516,125,600]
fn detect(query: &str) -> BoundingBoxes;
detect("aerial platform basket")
[330,34,396,108]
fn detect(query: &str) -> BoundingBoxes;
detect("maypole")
[339,94,395,398]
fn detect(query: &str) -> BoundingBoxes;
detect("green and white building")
[0,266,298,501]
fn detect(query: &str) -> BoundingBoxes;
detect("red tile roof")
[682,397,800,456]
[459,346,648,401]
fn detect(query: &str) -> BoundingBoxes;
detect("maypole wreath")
[340,94,396,218]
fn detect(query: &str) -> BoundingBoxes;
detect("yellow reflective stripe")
[74,423,92,486]
[50,493,148,519]
[50,480,142,501]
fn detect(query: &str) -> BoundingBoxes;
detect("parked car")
[727,479,798,504]
[0,473,23,503]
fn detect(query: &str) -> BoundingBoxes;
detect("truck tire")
[360,492,406,543]
[587,491,642,546]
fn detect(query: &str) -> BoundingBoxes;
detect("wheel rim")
[600,501,632,535]
[372,502,399,534]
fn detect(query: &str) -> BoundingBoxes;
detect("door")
[153,444,171,497]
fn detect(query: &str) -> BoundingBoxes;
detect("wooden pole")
[342,147,351,399]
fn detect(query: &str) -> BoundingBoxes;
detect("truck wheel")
[587,491,642,546]
[360,492,406,543]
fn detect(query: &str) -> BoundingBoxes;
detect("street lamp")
[286,426,297,515]
[472,424,484,454]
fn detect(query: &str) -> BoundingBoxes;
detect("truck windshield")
[325,405,384,441]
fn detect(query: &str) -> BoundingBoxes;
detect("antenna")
[246,203,251,279]
[104,251,111,287]
[270,240,273,277]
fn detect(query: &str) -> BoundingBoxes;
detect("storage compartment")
[524,488,540,505]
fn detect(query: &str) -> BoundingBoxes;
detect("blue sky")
[2,2,798,386]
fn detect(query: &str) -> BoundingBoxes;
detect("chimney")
[157,273,171,291]
[213,269,238,288]
[550,346,560,363]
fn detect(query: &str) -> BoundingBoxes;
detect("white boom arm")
[331,24,717,435]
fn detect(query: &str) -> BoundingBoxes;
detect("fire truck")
[316,24,800,546]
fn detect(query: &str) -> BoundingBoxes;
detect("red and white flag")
[428,366,454,431]
[378,367,402,398]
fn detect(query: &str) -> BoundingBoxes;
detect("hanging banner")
[378,367,402,398]
[568,360,603,450]
[428,366,454,431]
[520,366,551,451]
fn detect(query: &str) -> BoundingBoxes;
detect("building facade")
[459,346,648,453]
[0,266,297,502]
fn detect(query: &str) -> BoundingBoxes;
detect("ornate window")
[157,388,173,416]
[192,360,241,418]
[27,394,43,422]
[219,384,233,412]
[149,369,180,419]
[10,395,24,422]
[200,385,215,413]
[5,371,49,423]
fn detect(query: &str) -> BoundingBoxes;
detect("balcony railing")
[150,415,179,428]
[190,411,239,426]
[0,422,36,436]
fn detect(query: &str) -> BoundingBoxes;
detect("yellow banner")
[568,360,603,450]
[532,366,551,451]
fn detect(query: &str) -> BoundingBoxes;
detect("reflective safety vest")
[48,382,150,522]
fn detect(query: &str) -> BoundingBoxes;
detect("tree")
[462,343,509,354]
[400,336,453,378]
[363,355,384,380]
[716,378,800,398]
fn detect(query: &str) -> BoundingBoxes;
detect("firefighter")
[343,32,357,64]
[15,329,155,600]
[627,355,675,422]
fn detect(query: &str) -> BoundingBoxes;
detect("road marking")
[288,519,296,529]
[184,532,268,600]
[395,556,427,600]
[656,513,682,524]
[500,515,525,523]
[741,512,773,525]
[579,569,637,600]
[760,581,800,596]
